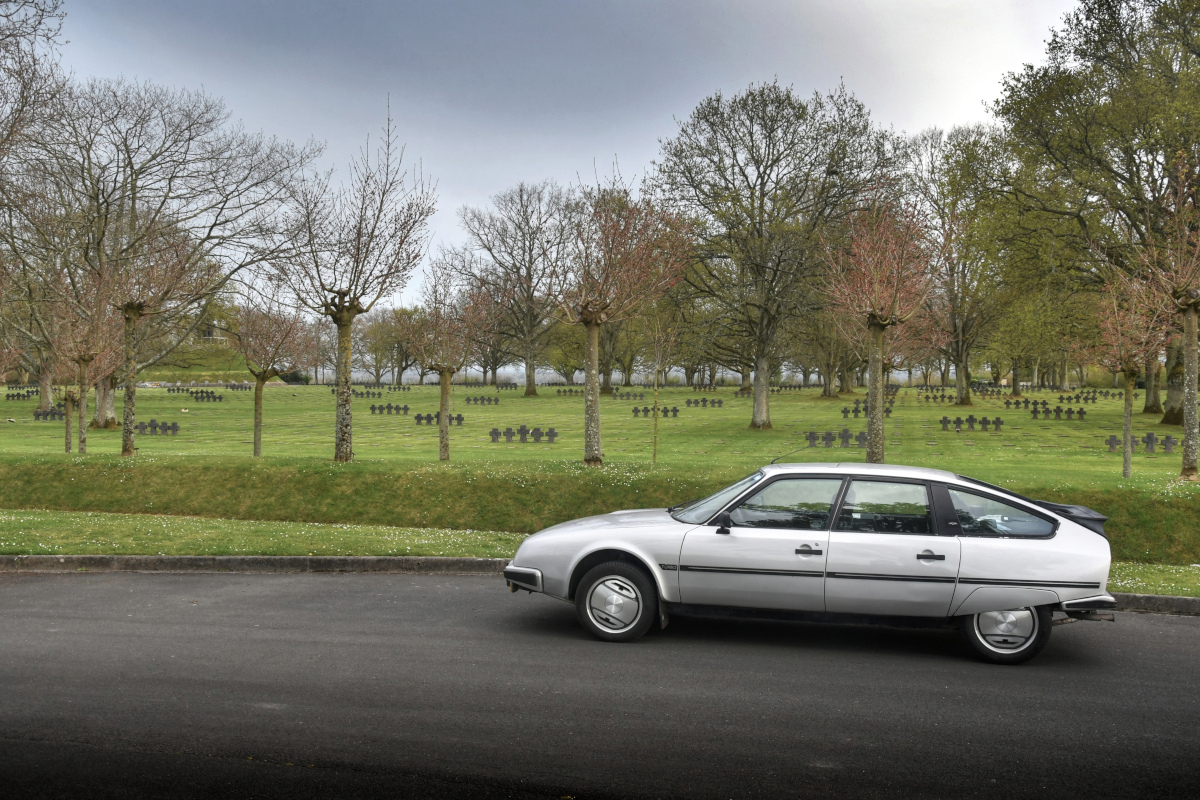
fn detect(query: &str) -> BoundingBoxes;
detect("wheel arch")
[568,548,661,602]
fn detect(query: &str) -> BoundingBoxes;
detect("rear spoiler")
[1034,501,1108,537]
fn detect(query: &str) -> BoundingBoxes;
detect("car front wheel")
[961,605,1052,665]
[575,561,657,643]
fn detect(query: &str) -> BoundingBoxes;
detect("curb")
[1,557,1197,615]
[1112,592,1200,616]
[0,554,509,575]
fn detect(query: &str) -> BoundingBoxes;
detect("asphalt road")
[1,573,1197,800]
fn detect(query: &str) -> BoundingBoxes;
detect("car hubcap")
[975,608,1037,652]
[587,577,641,632]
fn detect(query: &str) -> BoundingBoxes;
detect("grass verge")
[1,509,1197,598]
[0,456,1197,563]
[0,509,524,558]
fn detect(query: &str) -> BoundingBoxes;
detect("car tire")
[960,605,1052,665]
[575,561,658,643]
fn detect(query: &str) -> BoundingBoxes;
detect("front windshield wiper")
[668,499,701,512]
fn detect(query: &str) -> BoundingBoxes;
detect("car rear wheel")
[575,561,657,643]
[961,605,1052,665]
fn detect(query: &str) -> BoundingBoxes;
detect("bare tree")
[276,112,435,461]
[555,175,691,466]
[411,251,488,461]
[825,200,932,463]
[656,81,893,430]
[459,181,568,395]
[232,284,306,457]
[0,77,318,459]
[1096,271,1168,478]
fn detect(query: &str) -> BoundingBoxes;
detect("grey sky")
[61,1,1076,299]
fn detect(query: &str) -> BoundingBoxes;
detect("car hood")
[533,508,674,536]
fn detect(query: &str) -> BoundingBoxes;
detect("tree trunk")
[601,366,614,396]
[523,350,537,396]
[38,370,51,412]
[76,360,88,454]
[739,371,751,390]
[1010,363,1022,397]
[955,353,971,405]
[652,362,660,463]
[120,312,138,457]
[334,319,354,462]
[1143,351,1163,414]
[1161,338,1185,426]
[583,321,602,466]
[750,354,771,430]
[92,375,118,429]
[1122,370,1135,479]
[867,321,886,464]
[439,368,452,461]
[64,395,74,454]
[253,375,266,457]
[1182,304,1198,481]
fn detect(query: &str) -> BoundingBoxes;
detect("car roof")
[762,462,959,482]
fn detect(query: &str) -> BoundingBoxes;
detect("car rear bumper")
[1060,594,1117,611]
[505,566,543,593]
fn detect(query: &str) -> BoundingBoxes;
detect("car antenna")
[771,448,804,465]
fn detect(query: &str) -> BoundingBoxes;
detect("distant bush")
[278,370,311,385]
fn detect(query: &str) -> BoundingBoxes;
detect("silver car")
[504,463,1115,664]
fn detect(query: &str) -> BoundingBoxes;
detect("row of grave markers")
[32,409,65,421]
[801,429,868,448]
[1031,407,1089,421]
[489,425,558,443]
[1104,432,1180,453]
[414,412,465,426]
[134,420,180,436]
[633,406,680,417]
[684,398,724,408]
[940,416,1005,432]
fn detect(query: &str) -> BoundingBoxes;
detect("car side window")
[948,488,1055,537]
[729,478,843,530]
[834,481,933,534]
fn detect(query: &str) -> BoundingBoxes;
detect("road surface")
[1,572,1197,799]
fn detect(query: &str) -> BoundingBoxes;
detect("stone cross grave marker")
[503,427,515,443]
[1105,434,1120,453]
[805,431,818,447]
[1163,435,1178,453]
[1142,432,1159,453]
[940,416,951,431]
[856,431,868,448]
[489,428,500,443]
[838,429,852,447]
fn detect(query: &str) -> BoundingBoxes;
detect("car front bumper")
[504,565,543,593]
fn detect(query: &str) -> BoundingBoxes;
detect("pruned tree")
[825,200,932,463]
[555,175,691,466]
[232,284,307,457]
[1097,271,1168,478]
[411,250,489,461]
[459,181,568,395]
[276,112,436,461]
[640,301,680,463]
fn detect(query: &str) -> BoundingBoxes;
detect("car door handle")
[916,553,946,561]
[795,548,823,556]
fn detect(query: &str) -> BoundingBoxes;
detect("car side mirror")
[714,511,732,535]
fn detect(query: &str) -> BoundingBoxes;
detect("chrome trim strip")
[679,565,825,578]
[959,577,1101,589]
[503,566,543,592]
[825,572,957,584]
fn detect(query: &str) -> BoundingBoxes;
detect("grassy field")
[0,508,1196,597]
[0,383,1197,563]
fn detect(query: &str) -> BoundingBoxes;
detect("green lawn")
[0,508,523,558]
[0,383,1197,563]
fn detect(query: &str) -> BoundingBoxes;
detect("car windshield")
[670,472,764,524]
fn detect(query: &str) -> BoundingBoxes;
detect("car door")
[678,476,844,612]
[824,478,961,617]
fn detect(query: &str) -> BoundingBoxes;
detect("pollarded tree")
[555,175,691,466]
[232,285,307,457]
[411,251,489,461]
[276,113,436,461]
[1097,271,1168,478]
[825,200,932,463]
